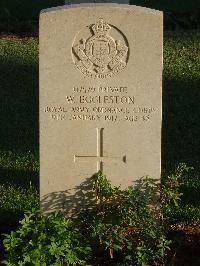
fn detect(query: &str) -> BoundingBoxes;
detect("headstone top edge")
[40,3,163,17]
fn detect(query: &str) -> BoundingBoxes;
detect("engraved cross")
[74,128,126,172]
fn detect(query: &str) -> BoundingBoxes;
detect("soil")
[167,222,200,266]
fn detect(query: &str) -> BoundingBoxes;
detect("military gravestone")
[40,4,163,213]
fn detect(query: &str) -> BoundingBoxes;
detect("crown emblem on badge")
[92,18,111,35]
[72,18,129,79]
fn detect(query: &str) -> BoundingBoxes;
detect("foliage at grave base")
[2,167,186,266]
[2,211,92,266]
[78,172,175,266]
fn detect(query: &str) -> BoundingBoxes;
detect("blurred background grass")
[0,0,199,21]
[0,0,63,21]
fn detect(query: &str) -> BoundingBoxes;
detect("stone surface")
[40,4,163,213]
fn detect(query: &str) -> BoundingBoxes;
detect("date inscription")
[44,86,158,123]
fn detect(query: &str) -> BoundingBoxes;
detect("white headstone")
[40,4,163,213]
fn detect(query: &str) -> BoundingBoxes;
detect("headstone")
[40,4,163,213]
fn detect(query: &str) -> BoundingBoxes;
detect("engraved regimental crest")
[72,18,129,79]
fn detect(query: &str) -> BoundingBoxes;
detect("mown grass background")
[0,0,63,21]
[0,39,39,232]
[162,32,200,227]
[0,0,199,21]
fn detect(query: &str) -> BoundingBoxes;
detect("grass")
[0,0,199,21]
[0,38,39,233]
[163,32,200,165]
[0,0,64,21]
[0,32,199,263]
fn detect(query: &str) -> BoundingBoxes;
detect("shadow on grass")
[0,167,38,188]
[162,76,200,166]
[162,77,200,222]
[0,54,39,152]
[0,52,39,235]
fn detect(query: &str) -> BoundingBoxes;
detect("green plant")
[2,210,91,266]
[78,172,173,265]
[161,163,194,224]
[2,168,190,265]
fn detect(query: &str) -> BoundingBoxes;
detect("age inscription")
[44,85,158,123]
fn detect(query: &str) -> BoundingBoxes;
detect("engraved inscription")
[43,85,158,123]
[72,18,129,79]
[74,128,126,172]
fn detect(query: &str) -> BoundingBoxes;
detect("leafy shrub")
[2,169,185,265]
[77,172,173,265]
[2,211,91,265]
[161,163,194,223]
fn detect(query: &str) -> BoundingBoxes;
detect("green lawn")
[0,32,199,234]
[0,38,39,231]
[163,32,200,222]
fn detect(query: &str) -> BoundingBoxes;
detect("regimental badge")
[72,18,129,79]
